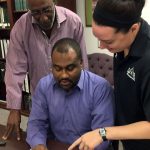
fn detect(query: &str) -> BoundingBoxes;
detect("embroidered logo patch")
[127,67,135,81]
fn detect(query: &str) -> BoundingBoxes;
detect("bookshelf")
[0,0,7,6]
[0,28,9,38]
[0,0,76,116]
[0,0,76,37]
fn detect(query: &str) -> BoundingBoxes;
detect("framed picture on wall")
[85,0,98,26]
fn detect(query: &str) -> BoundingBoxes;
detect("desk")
[0,125,78,150]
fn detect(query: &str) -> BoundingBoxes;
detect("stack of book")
[0,39,9,58]
[14,0,28,11]
[0,5,10,29]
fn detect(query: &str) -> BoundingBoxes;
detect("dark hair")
[93,0,145,33]
[51,38,82,60]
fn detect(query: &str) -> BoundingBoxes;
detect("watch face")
[100,128,106,136]
[99,128,107,141]
[101,129,105,135]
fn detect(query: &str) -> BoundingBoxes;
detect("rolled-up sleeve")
[92,80,114,150]
[26,80,49,148]
[5,20,27,109]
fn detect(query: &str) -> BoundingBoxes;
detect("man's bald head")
[27,0,53,9]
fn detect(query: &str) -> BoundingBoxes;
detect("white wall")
[76,0,150,55]
[76,0,108,54]
[142,0,150,22]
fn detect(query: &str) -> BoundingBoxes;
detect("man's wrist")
[99,128,107,141]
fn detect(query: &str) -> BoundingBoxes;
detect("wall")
[76,0,150,55]
[76,0,105,54]
[142,0,150,22]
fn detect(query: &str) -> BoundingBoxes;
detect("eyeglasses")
[30,3,54,17]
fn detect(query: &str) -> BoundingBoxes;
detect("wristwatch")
[99,128,107,141]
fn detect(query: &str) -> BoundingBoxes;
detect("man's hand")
[32,144,48,150]
[2,109,21,141]
[68,129,102,150]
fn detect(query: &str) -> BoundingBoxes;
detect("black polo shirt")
[114,19,150,150]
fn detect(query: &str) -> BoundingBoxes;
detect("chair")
[88,53,114,86]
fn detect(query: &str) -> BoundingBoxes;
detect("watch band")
[99,128,107,141]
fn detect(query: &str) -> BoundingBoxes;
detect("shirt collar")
[55,6,67,27]
[77,70,84,90]
[129,19,150,58]
[52,70,84,91]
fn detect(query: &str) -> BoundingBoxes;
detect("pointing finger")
[68,138,82,150]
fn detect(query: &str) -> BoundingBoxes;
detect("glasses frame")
[30,3,55,17]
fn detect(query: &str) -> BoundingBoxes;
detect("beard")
[38,9,56,30]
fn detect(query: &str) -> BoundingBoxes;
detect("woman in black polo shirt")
[68,0,150,150]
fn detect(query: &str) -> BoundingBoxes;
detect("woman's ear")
[130,23,140,33]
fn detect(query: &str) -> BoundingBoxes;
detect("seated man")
[26,38,114,150]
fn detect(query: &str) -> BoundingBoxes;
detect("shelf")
[0,100,7,109]
[21,109,30,116]
[0,28,10,39]
[0,101,30,116]
[13,10,28,18]
[13,10,28,22]
[0,0,6,4]
[13,10,28,13]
